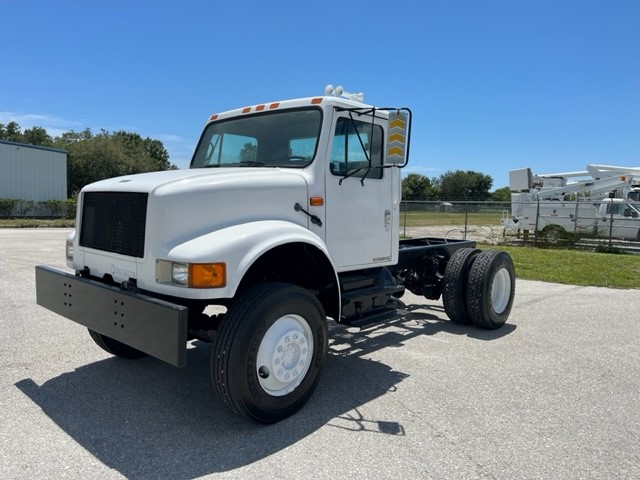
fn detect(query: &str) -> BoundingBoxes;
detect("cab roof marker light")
[311,98,323,104]
[242,107,252,113]
[256,104,265,111]
[209,114,218,121]
[323,84,364,103]
[269,103,280,109]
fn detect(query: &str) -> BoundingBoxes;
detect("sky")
[1,0,638,189]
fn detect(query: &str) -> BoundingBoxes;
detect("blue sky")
[1,0,638,189]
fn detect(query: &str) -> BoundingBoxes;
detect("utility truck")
[36,86,516,423]
[502,165,640,242]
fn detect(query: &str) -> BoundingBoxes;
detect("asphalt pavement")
[1,228,639,480]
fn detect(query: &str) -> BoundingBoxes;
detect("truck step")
[340,284,405,305]
[343,307,409,330]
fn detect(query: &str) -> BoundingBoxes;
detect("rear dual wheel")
[466,250,515,329]
[442,249,515,329]
[442,248,480,325]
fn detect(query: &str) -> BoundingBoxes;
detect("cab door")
[324,113,393,270]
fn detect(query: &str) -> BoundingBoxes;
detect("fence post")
[534,197,540,246]
[608,195,614,248]
[403,207,407,238]
[463,191,469,240]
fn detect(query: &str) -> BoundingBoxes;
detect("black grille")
[80,192,148,258]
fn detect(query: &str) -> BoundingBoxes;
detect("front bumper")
[35,266,189,367]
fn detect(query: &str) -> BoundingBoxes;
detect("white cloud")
[401,165,440,178]
[0,111,85,137]
[0,111,195,168]
[153,133,196,169]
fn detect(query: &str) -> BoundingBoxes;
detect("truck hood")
[83,167,307,196]
[81,167,312,256]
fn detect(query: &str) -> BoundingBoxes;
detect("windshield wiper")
[238,161,266,167]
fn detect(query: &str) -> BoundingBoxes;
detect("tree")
[112,131,175,171]
[401,173,438,200]
[491,186,512,202]
[65,132,129,195]
[436,170,493,201]
[55,128,94,146]
[62,130,178,195]
[239,142,257,163]
[1,122,177,195]
[22,126,54,147]
[0,121,24,142]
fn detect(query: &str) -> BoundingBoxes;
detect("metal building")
[0,140,67,201]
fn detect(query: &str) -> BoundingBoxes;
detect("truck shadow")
[401,303,518,341]
[15,339,407,478]
[14,306,512,478]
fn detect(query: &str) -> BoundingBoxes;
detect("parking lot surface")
[1,228,639,479]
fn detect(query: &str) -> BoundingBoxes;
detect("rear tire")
[212,282,328,423]
[541,225,567,245]
[466,250,516,329]
[87,329,148,359]
[442,248,480,324]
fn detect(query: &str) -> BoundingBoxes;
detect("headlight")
[171,263,189,286]
[156,260,226,288]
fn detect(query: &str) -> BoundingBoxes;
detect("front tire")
[87,329,148,359]
[212,283,328,423]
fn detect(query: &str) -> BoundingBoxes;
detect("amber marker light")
[189,263,226,288]
[310,97,323,104]
[309,196,324,206]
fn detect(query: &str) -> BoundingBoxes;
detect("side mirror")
[385,111,410,167]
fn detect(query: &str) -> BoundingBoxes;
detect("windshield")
[191,108,322,168]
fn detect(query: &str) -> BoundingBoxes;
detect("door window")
[330,117,383,179]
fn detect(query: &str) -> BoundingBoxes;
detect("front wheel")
[87,329,148,359]
[212,283,328,423]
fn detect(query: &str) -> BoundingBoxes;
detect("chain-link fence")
[400,200,640,252]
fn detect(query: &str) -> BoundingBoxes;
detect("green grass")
[482,244,640,289]
[400,210,503,227]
